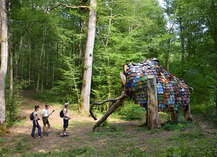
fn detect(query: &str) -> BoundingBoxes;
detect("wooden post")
[147,76,160,129]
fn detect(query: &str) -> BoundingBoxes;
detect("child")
[31,106,42,139]
[60,103,71,137]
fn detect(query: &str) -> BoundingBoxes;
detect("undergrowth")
[118,101,145,120]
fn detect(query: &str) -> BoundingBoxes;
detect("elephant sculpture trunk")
[89,90,127,131]
[90,58,193,131]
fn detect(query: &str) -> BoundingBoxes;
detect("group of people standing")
[31,103,71,139]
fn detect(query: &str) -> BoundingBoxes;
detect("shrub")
[5,80,27,127]
[118,101,145,120]
[161,120,188,131]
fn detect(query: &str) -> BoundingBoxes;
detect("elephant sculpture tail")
[89,90,127,131]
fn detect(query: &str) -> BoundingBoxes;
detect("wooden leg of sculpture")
[90,91,126,131]
[171,111,176,121]
[92,97,125,131]
[184,104,193,121]
[147,77,160,129]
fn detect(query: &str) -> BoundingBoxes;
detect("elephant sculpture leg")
[184,104,193,121]
[90,91,126,131]
[171,110,179,121]
[171,104,193,122]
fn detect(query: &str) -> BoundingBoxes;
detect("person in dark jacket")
[31,106,42,139]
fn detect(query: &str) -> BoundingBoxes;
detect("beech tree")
[80,0,97,112]
[0,0,8,124]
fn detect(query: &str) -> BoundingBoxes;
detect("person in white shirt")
[42,104,50,136]
[31,106,42,139]
[60,103,71,137]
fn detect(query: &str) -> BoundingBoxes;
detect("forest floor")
[0,90,217,157]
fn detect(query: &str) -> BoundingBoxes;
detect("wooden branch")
[99,1,141,5]
[90,91,126,120]
[49,3,89,11]
[98,14,140,26]
[169,7,179,34]
[92,94,126,131]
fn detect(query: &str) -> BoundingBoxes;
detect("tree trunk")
[28,41,31,83]
[41,43,46,93]
[36,26,46,92]
[15,36,23,81]
[62,46,63,70]
[56,42,58,81]
[46,39,49,87]
[165,4,171,71]
[80,0,97,112]
[52,43,57,87]
[147,77,160,129]
[97,8,112,110]
[9,46,13,102]
[166,38,170,71]
[79,20,86,78]
[7,2,13,103]
[71,39,73,58]
[165,6,178,71]
[179,20,185,75]
[0,0,8,124]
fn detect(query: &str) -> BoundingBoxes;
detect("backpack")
[30,112,34,120]
[60,109,64,118]
[60,108,67,118]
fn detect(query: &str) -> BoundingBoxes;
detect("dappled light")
[0,0,216,156]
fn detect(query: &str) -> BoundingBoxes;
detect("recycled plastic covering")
[125,59,190,112]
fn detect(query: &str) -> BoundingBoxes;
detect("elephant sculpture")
[90,58,192,131]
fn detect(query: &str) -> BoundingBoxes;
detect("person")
[42,104,50,136]
[31,106,42,139]
[60,103,71,137]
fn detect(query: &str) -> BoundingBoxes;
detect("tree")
[0,0,9,125]
[80,0,97,112]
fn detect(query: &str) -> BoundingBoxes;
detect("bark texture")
[36,26,46,92]
[147,77,160,129]
[80,0,97,112]
[0,0,8,124]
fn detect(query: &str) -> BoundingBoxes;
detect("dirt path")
[3,90,98,153]
[1,90,216,156]
[4,90,145,154]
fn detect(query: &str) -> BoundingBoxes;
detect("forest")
[0,0,216,156]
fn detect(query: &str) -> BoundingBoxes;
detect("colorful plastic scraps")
[125,59,190,112]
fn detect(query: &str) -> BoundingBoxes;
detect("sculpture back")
[125,59,190,112]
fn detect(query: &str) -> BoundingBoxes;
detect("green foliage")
[161,120,189,131]
[51,56,81,105]
[22,147,94,157]
[118,101,145,120]
[167,129,205,141]
[161,138,217,157]
[0,138,7,144]
[32,55,81,107]
[127,147,144,157]
[5,80,27,127]
[191,103,217,126]
[0,134,29,156]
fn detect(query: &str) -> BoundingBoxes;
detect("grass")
[22,147,95,157]
[0,138,7,144]
[0,134,31,156]
[1,121,216,157]
[1,95,217,157]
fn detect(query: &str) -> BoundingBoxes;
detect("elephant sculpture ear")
[120,72,126,86]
